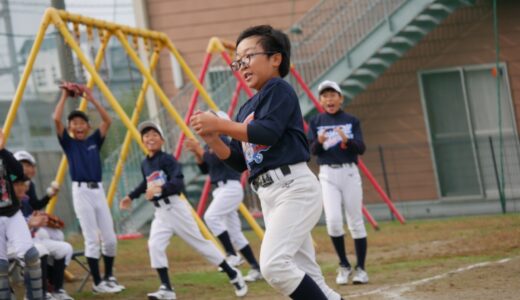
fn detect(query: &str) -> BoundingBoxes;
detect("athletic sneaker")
[226,254,244,267]
[45,292,57,300]
[352,267,369,284]
[92,280,122,294]
[147,285,176,300]
[107,276,126,290]
[52,289,74,300]
[229,268,248,297]
[244,268,263,282]
[336,266,352,285]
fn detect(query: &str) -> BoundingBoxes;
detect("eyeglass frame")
[229,51,280,72]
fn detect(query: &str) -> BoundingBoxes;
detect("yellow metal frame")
[1,8,243,250]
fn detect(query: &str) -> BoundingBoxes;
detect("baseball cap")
[12,173,30,183]
[138,121,164,139]
[14,150,36,165]
[67,110,90,123]
[318,80,342,95]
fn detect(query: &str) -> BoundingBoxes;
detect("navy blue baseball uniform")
[222,77,342,299]
[308,109,369,285]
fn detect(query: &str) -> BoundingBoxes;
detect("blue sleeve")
[345,119,366,155]
[307,117,324,155]
[246,83,297,146]
[223,139,248,172]
[27,181,50,210]
[92,129,105,148]
[198,154,209,175]
[160,155,184,197]
[128,166,147,200]
[57,128,71,151]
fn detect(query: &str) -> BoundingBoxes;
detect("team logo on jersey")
[241,112,271,167]
[317,123,353,150]
[87,144,97,151]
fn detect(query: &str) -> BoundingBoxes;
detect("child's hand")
[145,185,162,201]
[119,196,132,211]
[78,85,94,101]
[190,110,220,136]
[318,132,327,144]
[335,127,348,144]
[184,138,200,153]
[28,212,49,228]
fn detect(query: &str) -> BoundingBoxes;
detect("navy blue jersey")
[224,77,310,181]
[199,139,241,184]
[128,150,184,202]
[308,111,366,165]
[0,149,24,217]
[58,129,104,182]
[20,181,51,217]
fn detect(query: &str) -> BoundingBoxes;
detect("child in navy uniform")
[0,129,43,300]
[308,80,368,285]
[191,25,343,300]
[185,136,262,282]
[119,121,247,300]
[14,150,74,299]
[53,83,123,294]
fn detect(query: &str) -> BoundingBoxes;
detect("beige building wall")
[146,0,319,99]
[350,0,520,203]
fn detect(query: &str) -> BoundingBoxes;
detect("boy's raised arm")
[83,86,112,137]
[53,90,68,138]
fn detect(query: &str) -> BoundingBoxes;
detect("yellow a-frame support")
[1,8,262,249]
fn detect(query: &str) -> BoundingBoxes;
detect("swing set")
[1,8,265,252]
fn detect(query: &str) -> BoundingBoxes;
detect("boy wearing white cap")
[119,121,247,300]
[308,80,369,285]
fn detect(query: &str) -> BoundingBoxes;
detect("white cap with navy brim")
[318,80,342,95]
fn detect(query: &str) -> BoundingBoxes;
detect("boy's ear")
[271,52,282,68]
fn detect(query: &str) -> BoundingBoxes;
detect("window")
[34,68,47,87]
[419,64,520,199]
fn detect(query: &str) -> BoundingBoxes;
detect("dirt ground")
[11,213,520,299]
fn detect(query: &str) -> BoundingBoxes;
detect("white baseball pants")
[148,195,225,269]
[72,182,117,259]
[256,162,341,299]
[0,211,34,261]
[205,180,249,250]
[34,237,73,265]
[319,164,367,239]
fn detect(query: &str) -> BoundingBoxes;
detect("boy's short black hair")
[140,127,162,138]
[67,110,89,123]
[236,25,291,77]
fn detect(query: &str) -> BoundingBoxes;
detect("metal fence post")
[489,136,506,213]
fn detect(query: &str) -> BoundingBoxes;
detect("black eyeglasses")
[229,52,278,72]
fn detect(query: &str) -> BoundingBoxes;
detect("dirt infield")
[15,213,518,299]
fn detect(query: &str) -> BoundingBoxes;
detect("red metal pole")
[174,52,213,159]
[362,206,379,230]
[358,160,405,224]
[196,178,212,216]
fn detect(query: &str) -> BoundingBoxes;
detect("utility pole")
[51,0,78,112]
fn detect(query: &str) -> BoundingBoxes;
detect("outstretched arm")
[82,86,112,137]
[53,90,68,138]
